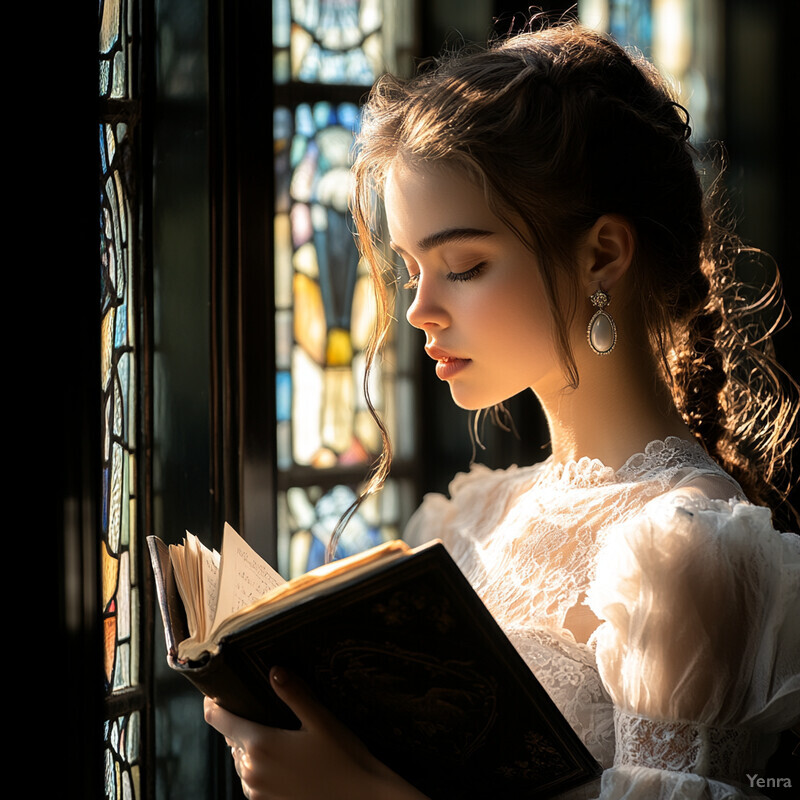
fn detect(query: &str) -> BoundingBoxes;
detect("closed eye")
[447,262,487,282]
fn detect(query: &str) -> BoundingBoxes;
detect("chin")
[449,386,509,411]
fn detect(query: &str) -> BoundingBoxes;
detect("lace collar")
[535,436,716,490]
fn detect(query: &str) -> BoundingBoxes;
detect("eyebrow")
[390,227,495,256]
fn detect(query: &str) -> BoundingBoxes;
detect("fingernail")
[271,666,287,685]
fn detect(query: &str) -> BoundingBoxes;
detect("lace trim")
[613,708,757,780]
[545,457,616,488]
[615,437,715,483]
[536,436,721,490]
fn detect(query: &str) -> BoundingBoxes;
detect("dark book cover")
[148,537,602,799]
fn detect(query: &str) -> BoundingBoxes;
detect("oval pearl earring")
[587,288,617,355]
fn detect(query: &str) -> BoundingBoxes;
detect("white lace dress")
[403,438,800,799]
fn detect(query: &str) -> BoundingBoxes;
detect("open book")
[158,523,409,662]
[148,524,601,799]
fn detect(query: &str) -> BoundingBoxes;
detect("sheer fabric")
[404,438,800,798]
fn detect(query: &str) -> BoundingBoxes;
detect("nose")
[405,275,450,331]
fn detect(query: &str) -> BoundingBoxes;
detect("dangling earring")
[587,287,617,355]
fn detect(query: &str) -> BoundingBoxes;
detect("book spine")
[177,651,299,729]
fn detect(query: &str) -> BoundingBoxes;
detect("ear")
[578,215,634,292]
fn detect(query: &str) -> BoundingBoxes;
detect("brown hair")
[333,21,797,556]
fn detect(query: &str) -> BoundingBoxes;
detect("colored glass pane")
[274,0,384,86]
[278,480,407,578]
[99,0,131,100]
[609,0,653,52]
[104,711,141,800]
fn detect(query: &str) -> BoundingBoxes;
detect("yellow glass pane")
[132,764,141,798]
[293,273,327,365]
[326,328,352,366]
[350,274,377,351]
[293,242,319,278]
[101,308,115,391]
[99,0,120,55]
[290,23,314,80]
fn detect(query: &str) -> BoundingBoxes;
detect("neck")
[533,337,694,471]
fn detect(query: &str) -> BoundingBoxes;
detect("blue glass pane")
[276,371,292,421]
[609,0,653,52]
[273,0,291,47]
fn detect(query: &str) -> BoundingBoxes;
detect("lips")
[425,346,467,361]
[425,346,472,380]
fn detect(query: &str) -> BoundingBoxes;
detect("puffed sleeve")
[403,464,507,548]
[587,493,800,798]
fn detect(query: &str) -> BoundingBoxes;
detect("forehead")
[384,158,500,248]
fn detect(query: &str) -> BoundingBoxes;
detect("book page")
[171,533,221,641]
[169,542,199,637]
[211,522,286,635]
[178,537,417,661]
[198,537,221,639]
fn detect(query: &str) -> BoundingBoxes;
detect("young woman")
[205,22,800,799]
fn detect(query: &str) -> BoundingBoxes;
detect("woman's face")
[384,158,562,410]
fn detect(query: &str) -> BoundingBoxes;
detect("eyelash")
[447,262,486,282]
[402,262,486,290]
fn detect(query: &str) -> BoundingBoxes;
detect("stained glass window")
[273,0,391,85]
[579,0,721,141]
[104,712,142,799]
[101,116,139,698]
[100,0,143,797]
[273,1,417,577]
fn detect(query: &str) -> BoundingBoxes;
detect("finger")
[204,697,267,745]
[269,666,333,731]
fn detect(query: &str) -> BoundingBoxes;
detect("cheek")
[494,287,553,354]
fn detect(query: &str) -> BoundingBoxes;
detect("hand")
[204,666,429,800]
